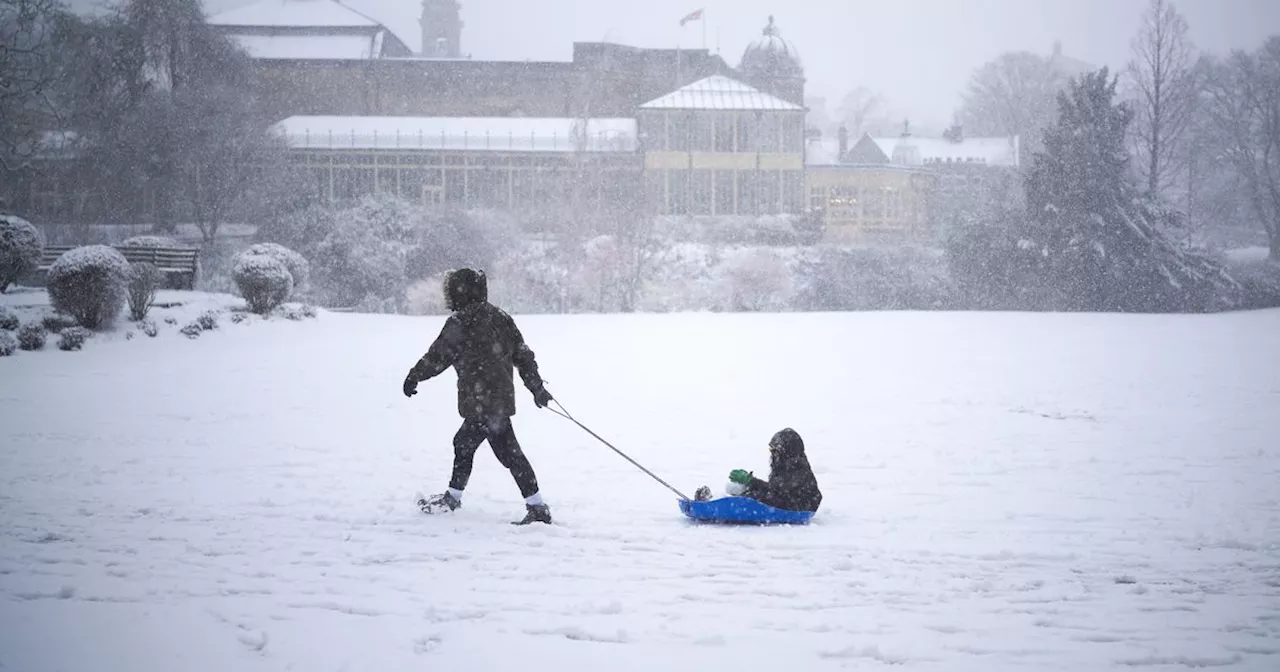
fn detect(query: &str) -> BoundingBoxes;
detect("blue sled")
[678,496,815,525]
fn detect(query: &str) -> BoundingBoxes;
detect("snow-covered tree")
[1125,0,1200,199]
[232,253,292,314]
[0,0,63,173]
[46,245,130,328]
[957,52,1066,163]
[1025,68,1240,311]
[1202,37,1280,261]
[0,212,43,293]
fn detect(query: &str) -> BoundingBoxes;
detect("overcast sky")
[72,0,1280,131]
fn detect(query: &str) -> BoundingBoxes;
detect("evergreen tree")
[1025,68,1239,312]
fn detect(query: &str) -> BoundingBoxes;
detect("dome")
[740,16,802,78]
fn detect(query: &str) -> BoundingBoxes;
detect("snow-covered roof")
[870,135,1019,167]
[273,116,639,153]
[208,0,380,28]
[639,75,803,112]
[805,137,839,166]
[228,32,388,59]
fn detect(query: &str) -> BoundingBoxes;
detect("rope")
[547,399,689,501]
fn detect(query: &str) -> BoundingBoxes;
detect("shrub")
[230,312,248,324]
[57,326,90,351]
[232,253,293,314]
[196,310,219,330]
[0,331,15,356]
[239,242,310,289]
[137,319,158,337]
[0,308,18,330]
[300,304,317,319]
[179,322,202,339]
[164,316,178,325]
[46,245,130,329]
[1,213,43,294]
[41,314,77,333]
[17,323,46,350]
[127,261,164,321]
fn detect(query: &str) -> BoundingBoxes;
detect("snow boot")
[512,503,552,525]
[417,491,461,514]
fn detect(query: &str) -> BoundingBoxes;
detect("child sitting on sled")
[695,428,823,513]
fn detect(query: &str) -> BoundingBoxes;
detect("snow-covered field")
[2,301,1279,671]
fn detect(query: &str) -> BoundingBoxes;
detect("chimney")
[837,124,848,158]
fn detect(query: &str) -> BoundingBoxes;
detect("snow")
[639,75,804,111]
[227,32,387,60]
[207,0,381,29]
[274,115,639,153]
[870,136,1021,167]
[1,306,1279,671]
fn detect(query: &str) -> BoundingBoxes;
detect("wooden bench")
[33,245,200,290]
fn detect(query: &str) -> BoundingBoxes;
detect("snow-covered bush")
[136,319,158,338]
[164,316,178,325]
[46,245,130,329]
[0,331,15,356]
[41,314,76,333]
[238,242,309,290]
[1,213,43,293]
[17,323,46,351]
[794,246,953,311]
[196,310,219,330]
[719,247,795,312]
[179,322,202,339]
[232,253,293,314]
[0,308,17,330]
[120,235,180,248]
[230,312,248,325]
[57,326,90,351]
[127,261,164,321]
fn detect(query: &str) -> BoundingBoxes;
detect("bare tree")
[0,0,62,172]
[957,51,1066,162]
[1203,37,1280,261]
[836,87,887,138]
[1126,0,1199,199]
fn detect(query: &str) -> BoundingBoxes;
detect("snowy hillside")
[2,308,1279,671]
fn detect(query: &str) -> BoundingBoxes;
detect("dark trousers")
[449,417,540,499]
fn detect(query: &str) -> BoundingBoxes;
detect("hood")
[443,268,488,311]
[769,428,805,469]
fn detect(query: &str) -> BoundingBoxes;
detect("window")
[646,170,665,213]
[758,115,779,153]
[715,170,735,215]
[736,170,758,215]
[691,114,713,152]
[668,169,688,214]
[736,113,754,152]
[809,186,825,212]
[691,170,712,215]
[782,116,803,153]
[782,171,803,213]
[759,171,780,214]
[714,114,735,152]
[669,113,690,151]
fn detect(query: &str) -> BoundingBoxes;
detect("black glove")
[533,387,553,408]
[403,373,419,398]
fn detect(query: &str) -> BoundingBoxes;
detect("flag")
[680,9,703,26]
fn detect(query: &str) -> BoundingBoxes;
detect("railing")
[281,128,638,153]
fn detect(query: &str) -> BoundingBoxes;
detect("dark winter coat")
[742,428,823,513]
[407,269,547,420]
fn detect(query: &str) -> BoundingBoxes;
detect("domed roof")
[740,16,802,78]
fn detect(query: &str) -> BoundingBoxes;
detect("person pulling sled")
[403,268,555,525]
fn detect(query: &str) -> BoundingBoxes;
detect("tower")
[738,16,804,106]
[421,0,462,57]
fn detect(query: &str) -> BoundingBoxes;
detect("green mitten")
[728,469,753,485]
